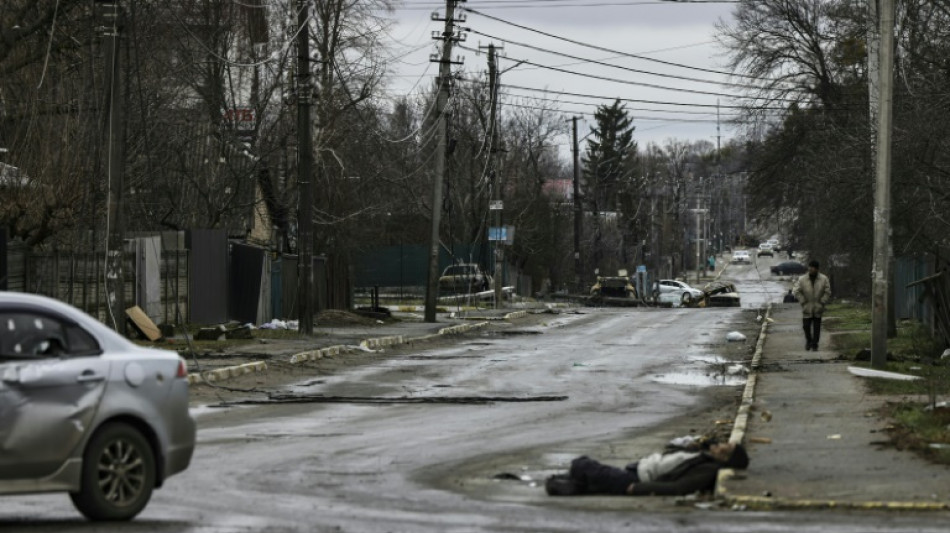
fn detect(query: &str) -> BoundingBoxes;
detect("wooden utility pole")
[871,0,895,368]
[424,0,464,322]
[487,44,504,308]
[97,0,126,334]
[572,116,582,290]
[296,0,315,335]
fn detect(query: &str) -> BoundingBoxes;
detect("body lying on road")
[545,435,749,497]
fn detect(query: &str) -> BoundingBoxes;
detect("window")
[0,312,100,359]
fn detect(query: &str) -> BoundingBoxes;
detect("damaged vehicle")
[589,276,638,300]
[438,263,492,294]
[683,281,741,308]
[0,292,196,521]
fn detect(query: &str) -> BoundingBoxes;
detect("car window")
[445,265,475,276]
[0,312,100,359]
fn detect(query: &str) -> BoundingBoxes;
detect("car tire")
[681,292,693,305]
[70,422,155,521]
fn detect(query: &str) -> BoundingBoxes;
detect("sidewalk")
[718,303,950,510]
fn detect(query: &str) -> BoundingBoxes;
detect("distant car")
[771,261,808,275]
[767,238,781,250]
[438,263,492,294]
[757,244,774,257]
[731,250,751,263]
[590,276,637,299]
[653,279,702,303]
[0,292,196,521]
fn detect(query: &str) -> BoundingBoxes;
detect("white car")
[0,292,196,521]
[757,243,774,257]
[731,250,751,263]
[653,279,703,304]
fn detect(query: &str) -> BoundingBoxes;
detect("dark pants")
[803,316,822,348]
[569,456,639,495]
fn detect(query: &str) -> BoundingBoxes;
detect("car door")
[0,310,109,480]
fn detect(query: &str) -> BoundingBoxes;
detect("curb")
[438,321,490,335]
[287,320,493,366]
[187,361,267,385]
[715,303,770,499]
[288,344,353,364]
[190,317,504,385]
[721,491,950,511]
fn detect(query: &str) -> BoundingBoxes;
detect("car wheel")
[70,423,155,521]
[681,292,693,305]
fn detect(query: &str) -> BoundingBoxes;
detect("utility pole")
[871,0,895,368]
[296,0,315,335]
[486,43,504,308]
[424,0,464,322]
[572,116,582,290]
[97,0,126,335]
[694,205,702,285]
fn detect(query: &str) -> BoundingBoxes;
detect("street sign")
[637,265,647,272]
[489,227,506,241]
[489,200,503,210]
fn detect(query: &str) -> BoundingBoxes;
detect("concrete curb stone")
[190,318,499,383]
[187,361,267,385]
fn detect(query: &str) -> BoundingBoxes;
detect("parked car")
[771,261,808,275]
[0,292,196,521]
[653,279,702,303]
[757,243,774,257]
[731,250,752,263]
[438,263,492,294]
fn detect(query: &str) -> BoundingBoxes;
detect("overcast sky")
[380,0,742,156]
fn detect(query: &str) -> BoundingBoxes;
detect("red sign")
[223,108,255,130]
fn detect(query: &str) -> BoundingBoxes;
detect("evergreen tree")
[582,100,637,214]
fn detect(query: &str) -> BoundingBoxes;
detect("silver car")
[0,292,195,521]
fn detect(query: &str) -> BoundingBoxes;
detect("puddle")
[651,370,745,387]
[650,354,748,387]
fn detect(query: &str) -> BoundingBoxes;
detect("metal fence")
[4,244,190,326]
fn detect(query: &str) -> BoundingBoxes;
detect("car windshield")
[444,265,475,276]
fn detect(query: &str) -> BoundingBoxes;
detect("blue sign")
[637,265,647,272]
[489,227,507,241]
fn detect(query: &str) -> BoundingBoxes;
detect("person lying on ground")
[545,436,749,497]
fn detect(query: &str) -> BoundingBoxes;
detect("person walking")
[793,260,832,351]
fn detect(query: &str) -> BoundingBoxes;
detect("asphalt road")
[4,256,948,531]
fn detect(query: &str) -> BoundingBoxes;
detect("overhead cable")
[463,6,761,81]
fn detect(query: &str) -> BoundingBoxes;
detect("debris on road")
[847,366,922,381]
[726,331,747,342]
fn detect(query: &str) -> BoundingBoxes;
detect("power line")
[398,1,736,9]
[462,6,761,81]
[456,43,744,99]
[495,83,791,110]
[464,27,796,93]
[500,88,748,116]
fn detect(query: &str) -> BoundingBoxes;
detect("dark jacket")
[628,454,722,496]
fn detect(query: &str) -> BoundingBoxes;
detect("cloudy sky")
[380,0,742,154]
